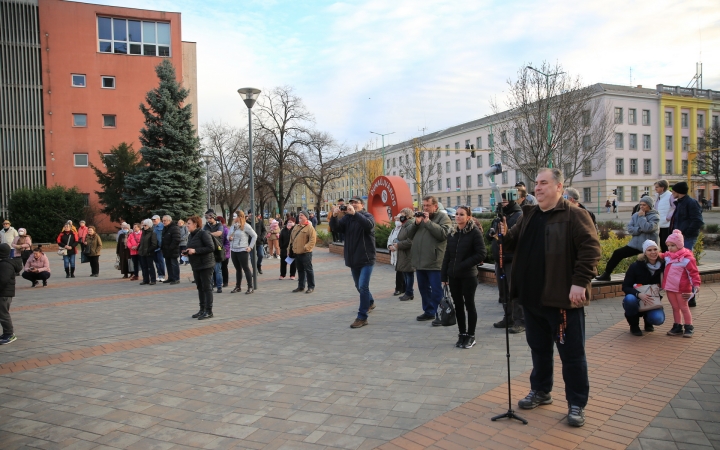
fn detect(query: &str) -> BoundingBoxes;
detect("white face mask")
[395,221,402,227]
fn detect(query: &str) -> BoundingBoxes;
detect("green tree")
[125,59,204,219]
[8,186,86,243]
[91,142,145,225]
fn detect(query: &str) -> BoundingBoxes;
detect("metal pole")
[546,75,552,168]
[248,107,257,290]
[597,180,600,215]
[205,163,211,210]
[382,135,385,176]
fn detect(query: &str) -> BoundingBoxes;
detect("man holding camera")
[335,197,376,328]
[330,199,346,242]
[406,195,452,324]
[501,168,601,428]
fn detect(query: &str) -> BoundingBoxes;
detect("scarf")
[646,260,662,276]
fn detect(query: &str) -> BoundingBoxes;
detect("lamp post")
[526,66,564,168]
[370,131,394,175]
[202,153,212,211]
[238,87,261,290]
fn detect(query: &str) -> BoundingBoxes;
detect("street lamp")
[202,153,212,211]
[526,65,564,168]
[238,87,261,290]
[370,131,394,175]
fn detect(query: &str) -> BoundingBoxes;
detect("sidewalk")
[0,251,717,449]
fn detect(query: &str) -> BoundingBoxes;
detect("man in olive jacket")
[501,168,601,428]
[406,195,452,323]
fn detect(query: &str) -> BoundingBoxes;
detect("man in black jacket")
[336,197,376,329]
[0,243,21,345]
[669,181,703,253]
[161,215,182,284]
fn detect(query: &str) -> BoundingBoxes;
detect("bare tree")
[694,124,720,197]
[253,86,314,213]
[490,62,615,186]
[355,147,383,194]
[299,131,350,217]
[398,137,443,203]
[201,121,249,215]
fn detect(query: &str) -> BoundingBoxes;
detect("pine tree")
[91,142,145,225]
[125,59,204,219]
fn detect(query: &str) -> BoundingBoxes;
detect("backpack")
[210,233,224,262]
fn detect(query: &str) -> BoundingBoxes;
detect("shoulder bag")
[439,285,457,326]
[58,234,70,256]
[636,284,663,312]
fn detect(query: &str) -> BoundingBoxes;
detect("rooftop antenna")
[686,62,702,89]
[630,67,633,86]
[418,126,428,136]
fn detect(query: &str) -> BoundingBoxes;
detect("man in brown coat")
[501,168,601,428]
[289,211,317,293]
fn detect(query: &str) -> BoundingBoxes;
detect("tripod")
[490,205,527,425]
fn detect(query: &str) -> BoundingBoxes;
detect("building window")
[643,135,651,150]
[681,113,689,128]
[445,161,450,173]
[478,195,483,207]
[428,180,434,192]
[74,154,89,167]
[582,110,590,127]
[436,163,441,174]
[405,155,409,164]
[101,76,115,89]
[616,158,624,174]
[583,160,591,176]
[386,159,391,169]
[477,174,483,187]
[446,178,451,189]
[72,113,87,127]
[615,133,623,149]
[666,159,673,174]
[393,158,397,167]
[713,115,719,129]
[665,111,672,127]
[628,109,637,125]
[617,186,625,202]
[72,74,86,87]
[631,186,638,202]
[437,179,441,191]
[465,139,470,149]
[643,159,651,175]
[455,159,460,171]
[476,137,482,149]
[501,150,508,163]
[583,188,591,203]
[466,195,471,206]
[501,172,508,184]
[466,175,471,188]
[563,163,572,180]
[682,136,689,151]
[630,158,638,174]
[665,136,673,151]
[629,134,637,150]
[642,110,651,126]
[465,157,471,170]
[102,115,116,127]
[682,160,688,175]
[476,155,482,168]
[614,107,623,124]
[455,177,461,189]
[501,131,507,145]
[98,17,171,57]
[698,114,704,129]
[454,142,460,151]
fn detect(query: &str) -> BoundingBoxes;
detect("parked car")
[471,207,487,214]
[444,207,456,220]
[320,211,328,218]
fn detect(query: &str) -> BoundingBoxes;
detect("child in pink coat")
[662,229,700,337]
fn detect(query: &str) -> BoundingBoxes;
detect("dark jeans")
[165,255,180,282]
[449,276,478,335]
[193,267,214,311]
[659,227,670,253]
[21,271,51,284]
[154,250,165,277]
[221,258,229,286]
[88,255,100,275]
[212,262,222,288]
[131,255,140,276]
[403,272,415,296]
[0,296,13,336]
[395,271,405,292]
[623,294,666,328]
[296,253,315,289]
[604,245,641,275]
[496,262,524,325]
[351,264,374,320]
[140,255,157,283]
[62,253,75,269]
[255,246,264,269]
[523,303,589,408]
[231,251,253,287]
[416,269,442,316]
[280,250,296,277]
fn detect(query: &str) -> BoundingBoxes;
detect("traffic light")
[612,189,617,195]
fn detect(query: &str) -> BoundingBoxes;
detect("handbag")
[439,285,457,326]
[57,248,67,256]
[80,251,89,263]
[114,255,120,270]
[127,258,134,273]
[635,284,663,312]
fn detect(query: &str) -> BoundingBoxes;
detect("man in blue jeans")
[203,211,224,293]
[406,196,452,324]
[151,215,166,282]
[336,197,376,328]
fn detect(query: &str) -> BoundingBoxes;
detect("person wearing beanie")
[662,229,700,337]
[267,219,280,258]
[620,240,666,336]
[0,242,21,345]
[669,181,703,259]
[596,196,659,281]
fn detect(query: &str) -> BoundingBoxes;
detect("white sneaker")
[158,276,165,282]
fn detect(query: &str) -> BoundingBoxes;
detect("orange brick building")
[0,0,197,230]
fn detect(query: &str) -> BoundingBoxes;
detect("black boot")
[199,308,213,320]
[595,272,611,281]
[626,316,642,336]
[65,268,70,278]
[192,308,204,319]
[70,267,75,278]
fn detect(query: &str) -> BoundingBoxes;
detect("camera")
[505,188,518,202]
[414,211,425,218]
[339,205,347,211]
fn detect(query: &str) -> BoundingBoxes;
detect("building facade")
[0,0,197,227]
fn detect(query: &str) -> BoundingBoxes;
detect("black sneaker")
[431,314,442,327]
[416,313,434,321]
[667,323,683,336]
[630,326,643,337]
[455,334,466,348]
[0,334,17,345]
[169,280,180,285]
[644,323,655,332]
[683,324,694,338]
[462,335,476,349]
[31,281,38,288]
[518,390,553,409]
[509,324,525,334]
[399,294,414,301]
[216,287,222,293]
[162,279,172,284]
[393,290,402,296]
[567,405,585,427]
[198,311,213,320]
[42,281,47,287]
[493,317,513,328]
[192,310,204,319]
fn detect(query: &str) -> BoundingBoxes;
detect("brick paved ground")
[0,250,717,449]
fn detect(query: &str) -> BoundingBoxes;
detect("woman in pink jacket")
[126,223,142,281]
[662,230,700,338]
[21,246,51,287]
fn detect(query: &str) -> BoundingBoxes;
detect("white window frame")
[102,114,117,128]
[643,135,651,150]
[642,110,651,126]
[630,158,638,174]
[72,113,87,127]
[628,108,637,125]
[74,154,89,167]
[629,133,637,150]
[615,133,623,149]
[643,159,651,175]
[97,17,172,57]
[71,74,86,87]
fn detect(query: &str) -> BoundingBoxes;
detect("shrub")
[694,233,705,264]
[597,220,625,230]
[7,185,87,243]
[597,232,636,275]
[704,224,719,233]
[374,224,393,248]
[315,230,332,247]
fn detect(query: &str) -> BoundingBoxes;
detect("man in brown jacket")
[501,168,601,428]
[289,211,317,293]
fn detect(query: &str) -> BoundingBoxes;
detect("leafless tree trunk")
[300,131,350,217]
[201,121,249,215]
[490,62,615,186]
[695,124,720,192]
[398,137,443,204]
[355,146,383,195]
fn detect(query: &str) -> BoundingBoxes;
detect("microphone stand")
[490,197,527,425]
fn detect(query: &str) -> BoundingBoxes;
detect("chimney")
[636,85,643,88]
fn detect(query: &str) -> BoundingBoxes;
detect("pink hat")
[665,229,684,249]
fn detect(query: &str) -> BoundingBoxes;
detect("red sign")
[367,176,414,225]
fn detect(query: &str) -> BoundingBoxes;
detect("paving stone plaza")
[0,251,718,449]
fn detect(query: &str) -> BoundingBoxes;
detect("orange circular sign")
[367,176,414,225]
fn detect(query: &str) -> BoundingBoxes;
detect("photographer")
[488,193,524,333]
[336,197,376,328]
[330,199,346,242]
[406,195,452,324]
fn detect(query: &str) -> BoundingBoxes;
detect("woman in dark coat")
[441,206,487,349]
[116,223,131,278]
[621,239,666,336]
[137,219,158,285]
[278,218,296,280]
[185,215,216,320]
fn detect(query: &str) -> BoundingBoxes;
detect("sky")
[81,0,720,150]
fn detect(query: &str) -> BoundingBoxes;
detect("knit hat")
[639,196,654,208]
[666,229,684,249]
[642,239,658,253]
[672,181,689,195]
[0,243,10,259]
[298,210,309,220]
